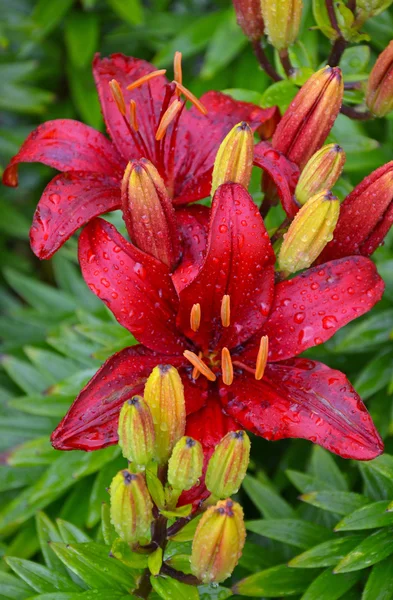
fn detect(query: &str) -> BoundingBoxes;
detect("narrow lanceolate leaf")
[289,535,365,569]
[5,557,79,593]
[0,571,32,599]
[335,501,393,531]
[310,447,349,492]
[334,528,393,573]
[243,474,295,518]
[301,568,362,600]
[150,575,199,600]
[300,491,370,515]
[232,565,317,597]
[362,554,393,600]
[50,542,138,591]
[246,519,333,549]
[36,512,68,575]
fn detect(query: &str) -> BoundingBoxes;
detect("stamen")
[175,81,208,115]
[156,99,183,141]
[190,303,201,332]
[126,69,167,91]
[109,79,126,116]
[174,51,183,93]
[221,295,230,328]
[192,351,203,380]
[255,335,269,381]
[221,347,234,386]
[184,350,216,382]
[129,100,139,131]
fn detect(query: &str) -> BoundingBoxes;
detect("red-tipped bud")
[366,41,393,117]
[295,144,346,205]
[205,431,251,499]
[233,0,264,41]
[109,470,153,545]
[319,161,393,262]
[261,0,303,50]
[118,396,155,469]
[191,499,246,583]
[272,66,344,169]
[144,365,186,464]
[121,159,180,269]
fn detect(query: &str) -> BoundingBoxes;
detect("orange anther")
[184,350,216,382]
[221,347,234,386]
[174,51,183,93]
[129,99,139,131]
[221,295,230,328]
[190,303,201,332]
[109,79,126,116]
[175,81,208,115]
[126,69,167,91]
[155,99,183,141]
[255,335,269,381]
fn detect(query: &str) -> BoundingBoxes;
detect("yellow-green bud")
[191,499,246,583]
[109,470,153,545]
[144,365,186,464]
[167,436,204,491]
[355,0,393,27]
[278,191,340,273]
[205,430,250,499]
[211,122,254,196]
[261,0,303,51]
[117,396,155,469]
[295,144,346,206]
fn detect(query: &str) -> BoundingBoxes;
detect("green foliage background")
[1,0,393,598]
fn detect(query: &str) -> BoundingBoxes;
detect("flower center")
[109,52,208,197]
[183,296,269,386]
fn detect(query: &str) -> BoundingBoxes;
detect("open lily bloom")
[2,53,277,260]
[51,183,384,463]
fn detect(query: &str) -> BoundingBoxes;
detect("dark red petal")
[220,360,383,460]
[30,172,121,259]
[253,141,300,218]
[93,53,168,162]
[176,183,275,351]
[244,256,384,362]
[78,218,186,354]
[173,94,278,205]
[318,162,393,262]
[172,205,210,294]
[2,120,124,187]
[51,346,201,451]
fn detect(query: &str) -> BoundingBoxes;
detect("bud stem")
[251,40,282,82]
[340,105,373,120]
[161,563,200,585]
[279,49,294,77]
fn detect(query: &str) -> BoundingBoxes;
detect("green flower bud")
[167,436,204,491]
[356,0,393,26]
[278,191,340,273]
[295,144,346,206]
[117,396,155,469]
[261,0,303,50]
[144,365,186,464]
[205,430,250,499]
[191,499,246,583]
[109,470,153,545]
[211,122,254,196]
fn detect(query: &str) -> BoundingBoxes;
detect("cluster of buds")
[109,365,250,590]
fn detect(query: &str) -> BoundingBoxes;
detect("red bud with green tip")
[272,66,344,169]
[366,41,393,117]
[318,161,393,262]
[233,0,264,41]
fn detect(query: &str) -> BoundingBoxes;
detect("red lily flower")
[2,53,277,260]
[51,183,384,462]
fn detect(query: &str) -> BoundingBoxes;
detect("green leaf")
[67,63,103,130]
[50,542,137,591]
[32,0,74,38]
[36,512,68,575]
[6,437,56,467]
[150,574,199,600]
[359,460,393,501]
[334,528,393,573]
[101,503,118,546]
[2,355,52,394]
[232,565,317,597]
[160,505,192,519]
[354,350,393,398]
[87,456,124,528]
[243,474,295,518]
[312,0,337,38]
[9,393,72,418]
[65,12,99,68]
[300,491,370,515]
[286,470,336,494]
[246,519,333,549]
[261,80,298,112]
[198,584,233,599]
[335,310,393,353]
[146,469,165,509]
[335,501,393,531]
[111,538,148,568]
[201,10,246,79]
[289,535,365,569]
[362,553,393,600]
[5,557,79,593]
[57,519,92,544]
[301,568,362,600]
[310,447,348,492]
[148,547,163,576]
[0,571,32,600]
[107,0,144,25]
[340,46,370,75]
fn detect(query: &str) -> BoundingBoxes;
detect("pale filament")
[192,351,203,380]
[174,81,207,115]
